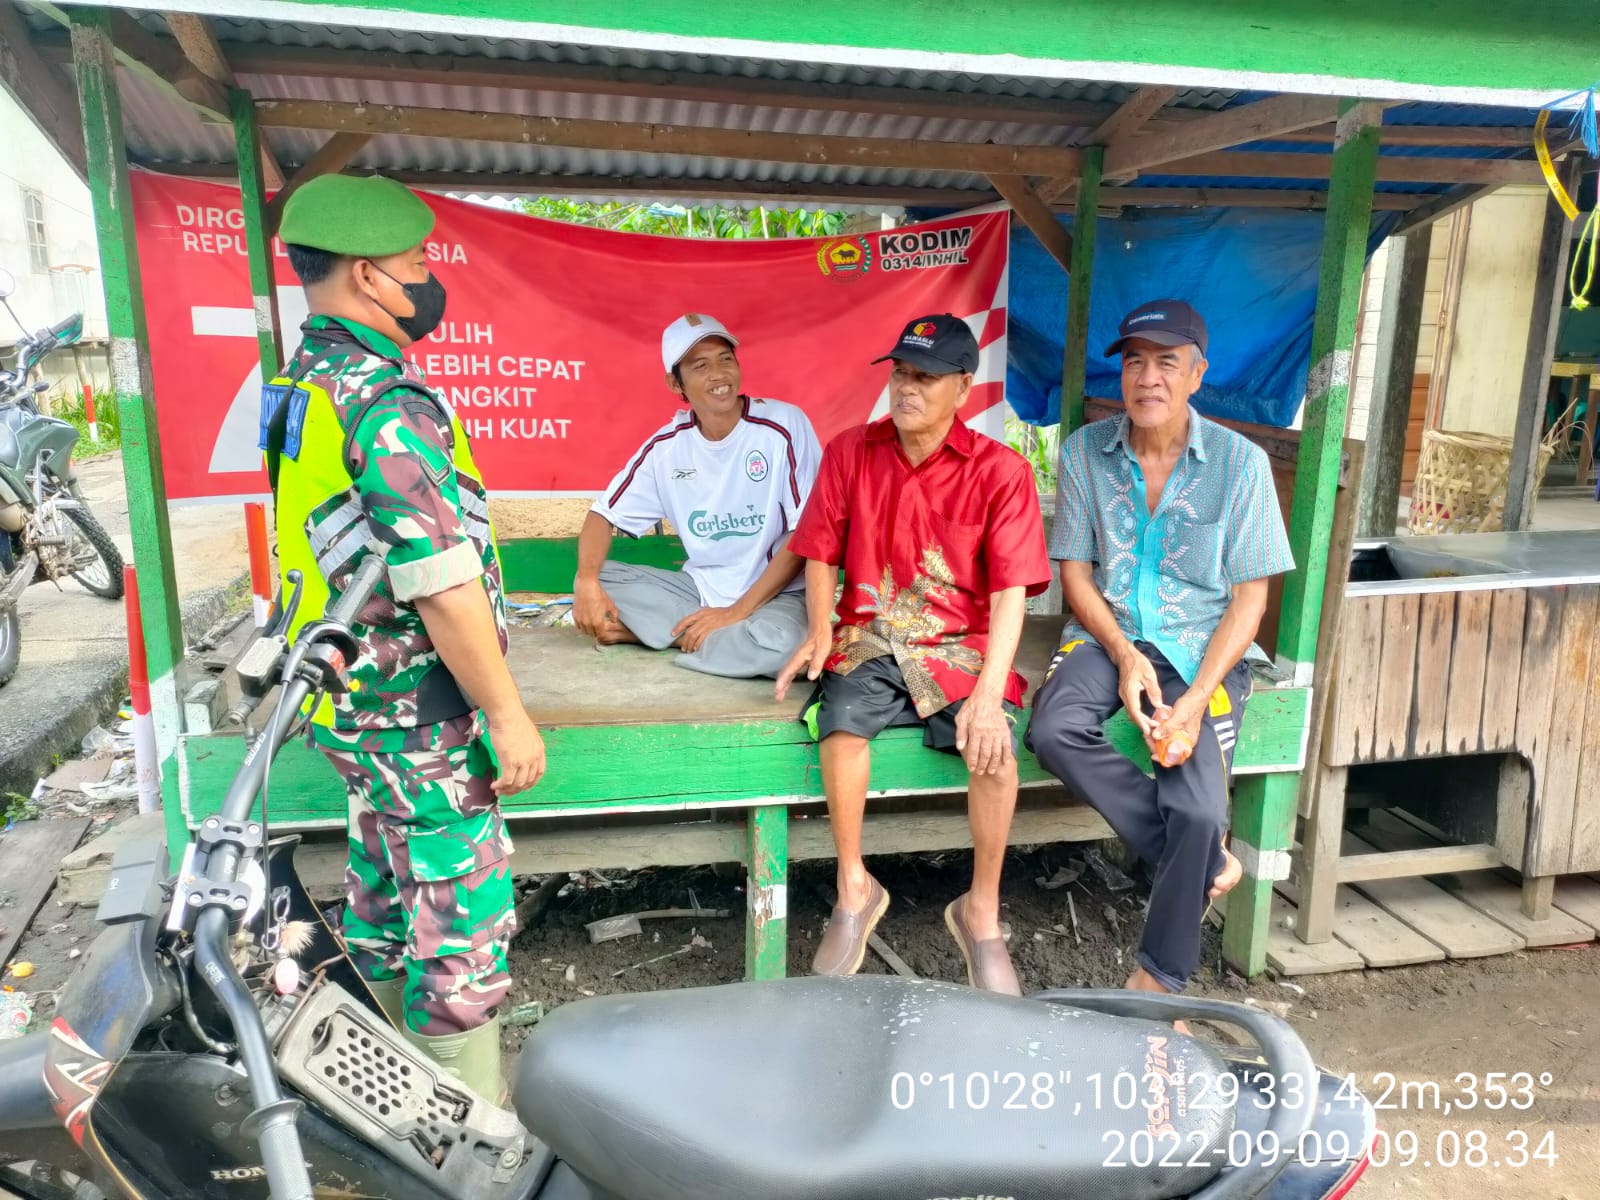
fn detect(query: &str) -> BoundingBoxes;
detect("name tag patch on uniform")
[259,383,311,460]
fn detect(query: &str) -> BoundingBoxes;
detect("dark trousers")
[1025,638,1251,992]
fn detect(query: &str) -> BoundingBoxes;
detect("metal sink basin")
[1349,542,1519,584]
[1350,537,1536,595]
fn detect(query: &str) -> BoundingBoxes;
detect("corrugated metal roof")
[154,12,1254,107]
[14,1,1564,209]
[20,5,1242,106]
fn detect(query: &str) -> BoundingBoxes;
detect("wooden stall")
[1286,530,1600,972]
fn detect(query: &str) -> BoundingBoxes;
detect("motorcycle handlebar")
[322,552,387,629]
[193,910,312,1200]
[190,552,386,1200]
[216,553,386,829]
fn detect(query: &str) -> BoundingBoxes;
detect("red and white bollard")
[123,565,160,815]
[245,502,273,627]
[82,384,98,443]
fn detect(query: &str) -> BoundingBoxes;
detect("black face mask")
[370,264,447,343]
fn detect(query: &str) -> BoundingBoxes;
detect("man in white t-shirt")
[573,313,822,678]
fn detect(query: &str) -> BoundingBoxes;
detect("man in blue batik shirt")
[1027,299,1294,1004]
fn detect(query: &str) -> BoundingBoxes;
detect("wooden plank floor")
[1277,879,1444,969]
[1358,812,1597,947]
[1273,809,1600,976]
[510,616,1288,728]
[1341,830,1525,958]
[1551,875,1600,929]
[1266,892,1364,975]
[0,817,91,971]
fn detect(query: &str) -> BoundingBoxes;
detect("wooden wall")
[1325,582,1600,875]
[1400,371,1430,498]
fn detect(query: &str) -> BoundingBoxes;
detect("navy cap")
[872,313,980,375]
[1104,299,1208,357]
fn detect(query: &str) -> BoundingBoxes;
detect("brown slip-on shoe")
[811,879,890,976]
[945,895,1022,996]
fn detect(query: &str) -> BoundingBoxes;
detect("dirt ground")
[4,819,1596,1199]
[501,846,1599,1200]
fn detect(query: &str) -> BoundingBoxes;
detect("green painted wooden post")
[1224,101,1381,976]
[68,8,188,858]
[1275,101,1380,683]
[745,805,789,980]
[229,88,285,376]
[1058,147,1103,442]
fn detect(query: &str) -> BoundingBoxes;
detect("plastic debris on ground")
[30,712,143,819]
[1083,846,1137,892]
[506,596,575,628]
[41,755,115,794]
[80,726,120,757]
[1034,861,1084,890]
[0,991,31,1040]
[506,1002,544,1027]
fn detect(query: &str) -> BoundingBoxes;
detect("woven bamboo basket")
[1408,429,1555,535]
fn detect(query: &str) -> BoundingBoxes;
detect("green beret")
[278,174,435,256]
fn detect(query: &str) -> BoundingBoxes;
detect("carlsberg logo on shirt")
[688,506,766,541]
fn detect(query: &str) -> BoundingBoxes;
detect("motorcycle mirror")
[0,268,13,300]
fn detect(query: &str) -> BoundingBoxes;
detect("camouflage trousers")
[316,714,515,1036]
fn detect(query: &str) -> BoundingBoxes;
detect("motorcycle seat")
[513,975,1234,1200]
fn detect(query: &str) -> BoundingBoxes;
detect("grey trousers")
[1025,637,1252,993]
[597,561,809,680]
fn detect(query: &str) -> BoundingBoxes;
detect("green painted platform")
[176,615,1309,978]
[178,618,1308,825]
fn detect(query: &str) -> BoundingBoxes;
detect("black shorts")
[800,657,1021,756]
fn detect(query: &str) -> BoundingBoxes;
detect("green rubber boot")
[403,1019,506,1106]
[365,976,406,1030]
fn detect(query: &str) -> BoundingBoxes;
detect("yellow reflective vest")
[261,325,496,729]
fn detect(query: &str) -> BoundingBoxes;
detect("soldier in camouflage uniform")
[267,174,546,1100]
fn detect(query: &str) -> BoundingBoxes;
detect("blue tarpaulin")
[999,207,1400,429]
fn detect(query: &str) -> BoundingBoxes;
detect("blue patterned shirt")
[1048,411,1294,684]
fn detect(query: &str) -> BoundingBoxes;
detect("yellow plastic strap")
[1536,109,1581,221]
[1571,205,1600,312]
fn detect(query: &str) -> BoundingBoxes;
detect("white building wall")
[0,89,108,342]
[0,88,111,402]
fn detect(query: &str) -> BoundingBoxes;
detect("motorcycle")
[0,554,1376,1200]
[0,266,125,688]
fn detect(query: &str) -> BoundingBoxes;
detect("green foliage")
[518,199,850,240]
[3,792,37,826]
[1005,415,1059,494]
[54,388,121,459]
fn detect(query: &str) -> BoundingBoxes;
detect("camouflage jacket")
[286,316,508,751]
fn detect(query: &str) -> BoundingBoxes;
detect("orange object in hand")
[1150,706,1194,768]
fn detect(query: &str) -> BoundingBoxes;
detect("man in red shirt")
[777,314,1051,994]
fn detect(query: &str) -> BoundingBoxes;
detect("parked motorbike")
[0,266,125,687]
[0,555,1376,1200]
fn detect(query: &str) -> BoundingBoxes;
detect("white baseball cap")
[662,313,739,372]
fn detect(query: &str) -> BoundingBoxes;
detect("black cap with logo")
[1104,299,1208,357]
[872,313,980,375]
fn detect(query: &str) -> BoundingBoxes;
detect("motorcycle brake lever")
[272,570,305,638]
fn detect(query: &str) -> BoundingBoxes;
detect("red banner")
[129,172,1011,503]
